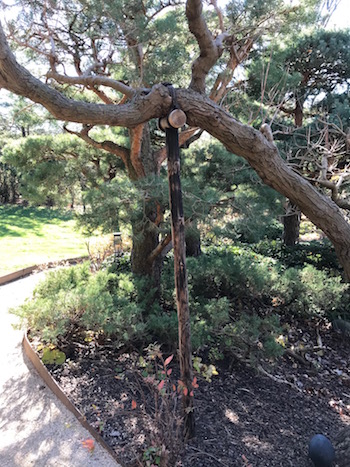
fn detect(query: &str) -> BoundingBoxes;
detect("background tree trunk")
[130,124,164,291]
[185,223,201,257]
[131,204,163,293]
[283,201,301,246]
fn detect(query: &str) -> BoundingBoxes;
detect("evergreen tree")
[0,0,350,282]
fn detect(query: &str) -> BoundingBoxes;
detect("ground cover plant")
[0,205,88,275]
[12,241,350,466]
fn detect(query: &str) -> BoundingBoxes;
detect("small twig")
[257,365,303,392]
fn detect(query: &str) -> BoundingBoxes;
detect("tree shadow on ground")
[0,349,108,467]
[52,350,350,467]
[0,205,73,237]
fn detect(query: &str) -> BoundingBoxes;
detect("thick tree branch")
[176,89,350,279]
[186,0,227,93]
[0,22,172,127]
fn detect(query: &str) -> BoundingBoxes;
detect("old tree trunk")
[128,124,164,290]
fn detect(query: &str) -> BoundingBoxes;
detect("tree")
[0,0,310,282]
[0,1,350,269]
[0,1,349,276]
[2,0,350,442]
[247,27,350,245]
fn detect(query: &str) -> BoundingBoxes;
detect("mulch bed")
[41,321,350,467]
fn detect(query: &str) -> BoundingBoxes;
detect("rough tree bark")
[128,124,165,289]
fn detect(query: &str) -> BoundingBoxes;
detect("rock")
[308,434,335,467]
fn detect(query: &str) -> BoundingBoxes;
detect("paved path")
[0,272,121,467]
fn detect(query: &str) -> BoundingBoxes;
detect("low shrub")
[12,244,349,365]
[11,262,147,346]
[186,246,277,301]
[252,239,341,272]
[220,313,284,364]
[272,264,350,318]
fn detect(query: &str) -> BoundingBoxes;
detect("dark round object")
[309,434,335,467]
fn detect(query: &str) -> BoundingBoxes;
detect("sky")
[215,0,350,29]
[2,0,350,29]
[325,0,350,29]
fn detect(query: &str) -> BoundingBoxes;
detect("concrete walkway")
[0,272,122,467]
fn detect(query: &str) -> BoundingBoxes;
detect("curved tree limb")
[186,0,228,93]
[176,89,350,279]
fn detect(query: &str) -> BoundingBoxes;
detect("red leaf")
[172,384,176,392]
[190,390,194,397]
[183,387,188,396]
[157,380,165,391]
[82,438,95,452]
[192,377,199,388]
[167,368,172,376]
[131,400,137,410]
[164,355,174,367]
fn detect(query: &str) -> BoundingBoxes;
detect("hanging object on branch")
[158,83,187,131]
[159,84,195,440]
[158,108,187,130]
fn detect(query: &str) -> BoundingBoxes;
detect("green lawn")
[0,205,88,276]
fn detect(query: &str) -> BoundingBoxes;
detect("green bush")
[252,239,341,271]
[221,313,284,364]
[11,262,147,346]
[272,264,350,318]
[191,297,231,350]
[12,245,349,366]
[186,246,277,301]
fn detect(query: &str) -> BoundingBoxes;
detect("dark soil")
[41,321,350,467]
